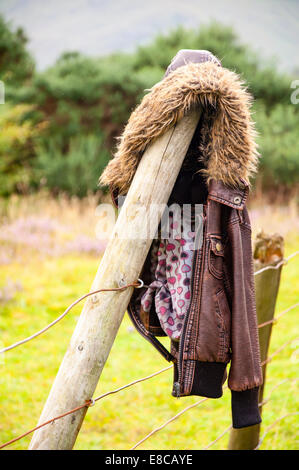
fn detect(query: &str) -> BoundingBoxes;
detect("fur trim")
[100,62,259,194]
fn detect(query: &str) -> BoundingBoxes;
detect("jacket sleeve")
[226,207,263,428]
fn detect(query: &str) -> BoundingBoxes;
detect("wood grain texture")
[29,109,201,450]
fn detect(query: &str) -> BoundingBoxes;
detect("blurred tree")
[1,18,297,197]
[34,134,110,197]
[255,103,299,189]
[0,104,45,196]
[0,15,35,87]
[133,22,292,107]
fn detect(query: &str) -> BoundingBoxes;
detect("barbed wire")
[254,251,299,276]
[0,364,172,450]
[261,336,298,367]
[1,251,297,355]
[129,338,298,450]
[258,302,299,329]
[203,426,232,450]
[0,251,297,449]
[254,412,299,450]
[133,377,298,451]
[201,378,298,450]
[0,333,297,450]
[0,301,297,448]
[131,368,298,451]
[131,396,213,450]
[0,280,142,354]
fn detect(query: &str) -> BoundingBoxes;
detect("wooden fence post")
[28,110,201,450]
[228,231,284,450]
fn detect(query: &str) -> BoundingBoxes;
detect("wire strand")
[130,396,212,450]
[254,412,299,450]
[0,281,140,354]
[254,251,299,276]
[261,337,298,367]
[202,378,297,450]
[258,302,299,329]
[1,250,298,354]
[202,426,232,450]
[0,365,172,450]
[130,338,299,450]
[0,252,298,449]
[0,335,297,450]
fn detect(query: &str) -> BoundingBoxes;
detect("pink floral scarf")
[141,210,196,340]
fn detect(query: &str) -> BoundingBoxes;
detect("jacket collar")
[100,61,259,195]
[208,180,248,210]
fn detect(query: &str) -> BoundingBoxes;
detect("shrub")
[0,104,44,196]
[1,18,298,196]
[256,104,299,189]
[34,134,110,197]
[0,15,35,87]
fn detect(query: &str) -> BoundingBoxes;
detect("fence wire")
[1,333,297,450]
[202,378,297,450]
[0,281,142,354]
[0,251,298,449]
[254,412,299,450]
[1,251,298,355]
[130,344,298,450]
[254,251,299,276]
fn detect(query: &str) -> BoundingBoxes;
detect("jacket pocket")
[208,237,225,279]
[215,289,231,362]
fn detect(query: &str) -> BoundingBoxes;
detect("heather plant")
[0,212,106,263]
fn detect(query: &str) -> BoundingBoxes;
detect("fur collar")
[100,62,259,194]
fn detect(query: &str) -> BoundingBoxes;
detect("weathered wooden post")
[228,231,284,450]
[29,109,201,450]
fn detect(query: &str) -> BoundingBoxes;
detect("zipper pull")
[172,381,181,398]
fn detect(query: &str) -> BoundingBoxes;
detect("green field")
[0,195,298,450]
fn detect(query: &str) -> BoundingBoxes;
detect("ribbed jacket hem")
[173,360,262,429]
[231,387,262,429]
[172,360,227,398]
[189,361,227,398]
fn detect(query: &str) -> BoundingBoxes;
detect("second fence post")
[228,231,284,450]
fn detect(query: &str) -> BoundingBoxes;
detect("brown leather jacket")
[124,179,263,429]
[101,50,263,429]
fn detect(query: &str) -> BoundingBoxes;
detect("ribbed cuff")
[231,387,262,429]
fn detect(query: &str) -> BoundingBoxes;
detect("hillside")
[1,0,298,71]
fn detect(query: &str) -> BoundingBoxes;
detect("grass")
[0,193,298,450]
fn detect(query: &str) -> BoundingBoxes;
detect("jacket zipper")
[173,256,197,397]
[173,208,207,397]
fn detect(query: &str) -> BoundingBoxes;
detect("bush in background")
[256,103,299,189]
[34,133,110,197]
[0,104,46,196]
[0,15,34,87]
[1,15,298,198]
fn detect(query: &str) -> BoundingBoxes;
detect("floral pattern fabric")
[141,210,196,340]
